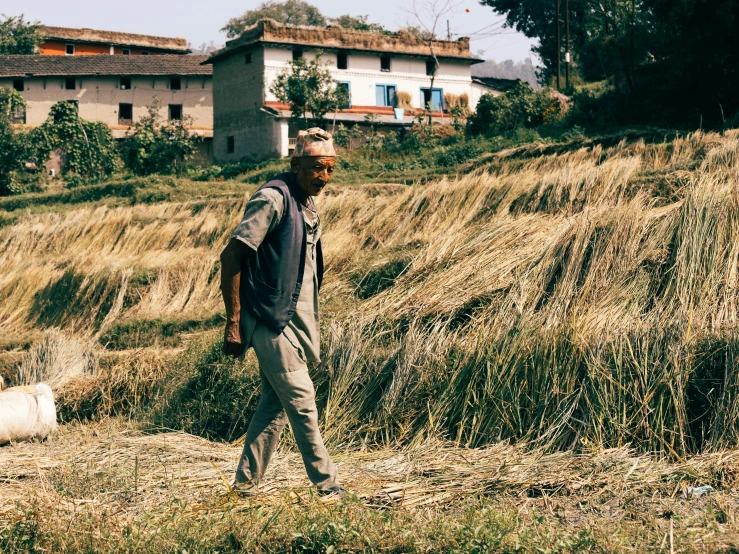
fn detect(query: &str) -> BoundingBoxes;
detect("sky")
[13,0,539,62]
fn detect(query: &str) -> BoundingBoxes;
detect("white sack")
[0,383,57,445]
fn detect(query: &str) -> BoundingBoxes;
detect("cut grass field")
[5,130,739,551]
[3,420,739,553]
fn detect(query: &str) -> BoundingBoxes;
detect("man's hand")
[223,320,245,357]
[221,239,253,358]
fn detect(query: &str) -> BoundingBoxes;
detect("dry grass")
[4,130,739,550]
[5,131,739,455]
[2,422,739,552]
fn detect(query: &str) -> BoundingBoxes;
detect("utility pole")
[556,0,561,90]
[447,20,451,40]
[565,0,570,89]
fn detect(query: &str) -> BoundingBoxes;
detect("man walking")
[219,127,344,497]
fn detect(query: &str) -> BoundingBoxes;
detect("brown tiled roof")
[206,19,482,64]
[40,26,189,52]
[0,55,212,77]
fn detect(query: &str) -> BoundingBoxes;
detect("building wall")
[39,40,162,56]
[212,46,284,163]
[1,75,213,128]
[470,82,501,108]
[262,47,480,111]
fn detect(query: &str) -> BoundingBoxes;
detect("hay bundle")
[0,383,57,445]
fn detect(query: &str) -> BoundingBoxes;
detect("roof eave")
[206,39,483,65]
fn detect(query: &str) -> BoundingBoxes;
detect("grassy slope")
[5,130,739,550]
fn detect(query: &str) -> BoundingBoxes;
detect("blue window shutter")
[387,86,397,107]
[376,85,386,106]
[338,82,351,108]
[432,89,443,111]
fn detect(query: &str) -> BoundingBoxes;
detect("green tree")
[479,0,654,88]
[222,0,326,38]
[0,15,44,54]
[483,0,739,125]
[269,54,350,126]
[330,14,386,33]
[121,98,198,176]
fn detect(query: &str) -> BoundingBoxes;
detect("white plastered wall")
[262,47,481,111]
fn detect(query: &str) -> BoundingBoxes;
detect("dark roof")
[0,55,212,77]
[40,26,189,52]
[472,77,522,92]
[206,19,483,65]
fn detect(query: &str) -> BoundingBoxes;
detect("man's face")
[291,156,336,197]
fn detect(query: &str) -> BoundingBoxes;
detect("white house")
[205,19,498,162]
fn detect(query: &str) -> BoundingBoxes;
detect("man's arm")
[220,238,253,356]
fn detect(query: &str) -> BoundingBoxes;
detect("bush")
[121,98,199,176]
[467,82,559,136]
[31,101,119,183]
[436,140,486,167]
[567,88,620,128]
[0,89,40,195]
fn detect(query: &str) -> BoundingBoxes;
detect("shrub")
[467,82,559,136]
[436,140,486,167]
[30,101,119,183]
[0,88,35,195]
[121,98,199,176]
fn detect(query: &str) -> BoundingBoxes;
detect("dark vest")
[240,172,324,333]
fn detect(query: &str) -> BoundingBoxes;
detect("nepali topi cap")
[292,127,336,158]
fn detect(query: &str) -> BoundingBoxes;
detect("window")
[65,44,75,55]
[141,51,150,55]
[244,52,252,64]
[426,59,436,76]
[380,55,391,72]
[337,82,351,109]
[168,104,183,120]
[375,84,397,107]
[227,136,235,154]
[292,49,303,61]
[120,77,132,90]
[65,77,76,90]
[170,77,181,90]
[337,51,348,70]
[122,49,131,55]
[12,105,25,124]
[421,87,444,111]
[12,79,24,92]
[118,103,133,124]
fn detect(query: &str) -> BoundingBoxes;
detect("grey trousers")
[235,323,339,489]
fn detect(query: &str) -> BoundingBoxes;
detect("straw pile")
[2,423,738,519]
[5,130,739,459]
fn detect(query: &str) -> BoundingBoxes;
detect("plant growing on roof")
[269,53,350,127]
[330,14,387,33]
